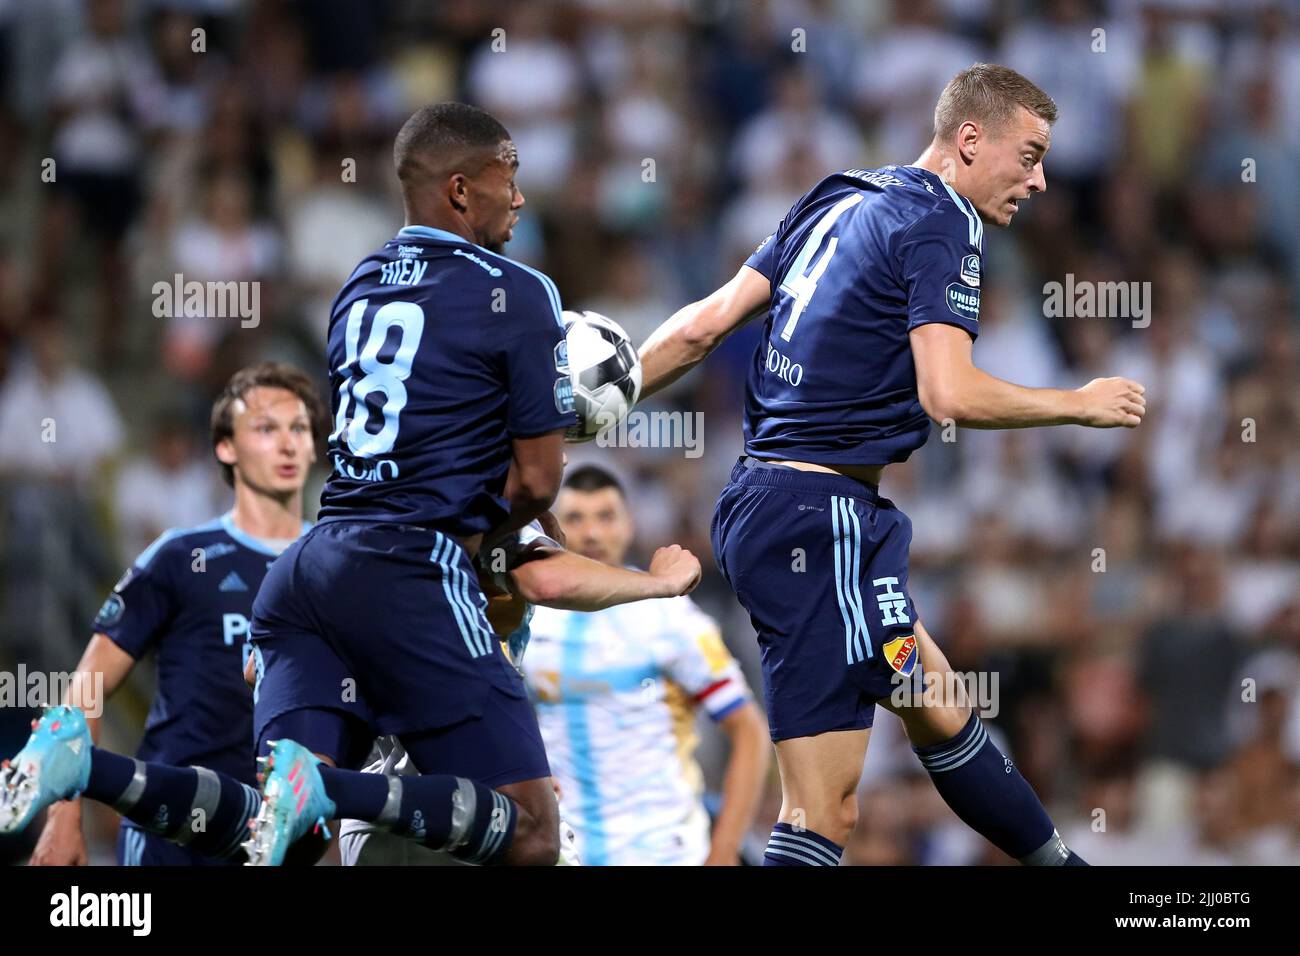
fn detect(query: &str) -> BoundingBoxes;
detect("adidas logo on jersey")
[218,571,249,593]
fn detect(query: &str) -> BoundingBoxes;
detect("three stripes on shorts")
[830,495,872,665]
[431,533,496,659]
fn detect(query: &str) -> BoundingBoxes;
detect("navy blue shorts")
[116,822,237,867]
[249,521,548,783]
[711,458,921,742]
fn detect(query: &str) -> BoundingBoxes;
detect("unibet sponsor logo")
[945,283,980,320]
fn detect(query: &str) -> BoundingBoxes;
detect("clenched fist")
[648,544,702,597]
[1075,377,1146,428]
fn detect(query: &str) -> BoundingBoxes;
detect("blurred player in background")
[1,363,324,865]
[337,502,705,865]
[523,466,768,866]
[639,64,1147,867]
[244,102,577,866]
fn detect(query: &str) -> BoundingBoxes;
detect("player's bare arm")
[909,323,1146,429]
[506,542,702,610]
[480,429,568,556]
[704,701,769,866]
[29,635,134,866]
[638,263,771,400]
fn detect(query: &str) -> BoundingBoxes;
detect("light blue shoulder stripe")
[939,180,982,251]
[474,247,564,329]
[963,192,984,249]
[133,529,185,570]
[397,224,468,244]
[395,224,564,328]
[133,517,223,569]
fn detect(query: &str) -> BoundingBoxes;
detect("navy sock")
[318,767,517,865]
[763,821,843,866]
[85,748,260,860]
[914,713,1082,865]
[315,765,390,819]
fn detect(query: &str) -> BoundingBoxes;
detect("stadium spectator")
[0,0,1294,865]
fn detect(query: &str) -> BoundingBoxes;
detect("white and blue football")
[561,310,642,443]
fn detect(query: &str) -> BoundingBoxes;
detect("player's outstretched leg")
[246,740,545,867]
[244,739,336,865]
[1,705,261,861]
[311,764,550,866]
[1,705,262,860]
[248,710,559,867]
[764,729,869,866]
[881,623,1087,866]
[340,792,579,866]
[87,749,262,861]
[0,706,92,832]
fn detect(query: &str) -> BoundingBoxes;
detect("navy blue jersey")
[318,225,576,536]
[743,165,984,465]
[92,513,307,786]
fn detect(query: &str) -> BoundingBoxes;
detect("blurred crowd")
[0,0,1297,864]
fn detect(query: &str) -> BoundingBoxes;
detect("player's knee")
[504,786,561,865]
[513,822,561,866]
[898,699,974,749]
[784,788,858,841]
[508,808,561,865]
[837,790,857,837]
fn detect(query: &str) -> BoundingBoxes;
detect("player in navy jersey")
[335,508,707,866]
[638,65,1146,866]
[1,363,326,865]
[241,103,577,866]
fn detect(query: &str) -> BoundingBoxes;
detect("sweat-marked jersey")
[521,596,751,865]
[743,164,984,466]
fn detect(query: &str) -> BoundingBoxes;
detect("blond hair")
[934,63,1058,140]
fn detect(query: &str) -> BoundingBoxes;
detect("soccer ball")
[561,309,642,443]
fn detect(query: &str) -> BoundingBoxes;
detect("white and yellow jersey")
[522,593,751,866]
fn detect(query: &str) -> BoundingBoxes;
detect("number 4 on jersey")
[777,192,863,342]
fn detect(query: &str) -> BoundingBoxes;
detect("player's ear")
[215,438,237,469]
[957,120,981,162]
[447,171,470,213]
